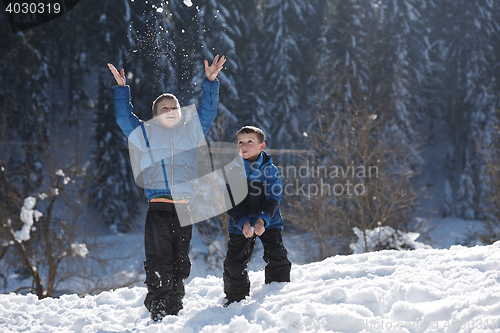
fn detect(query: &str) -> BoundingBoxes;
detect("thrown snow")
[2,242,500,332]
[183,0,193,7]
[14,197,42,242]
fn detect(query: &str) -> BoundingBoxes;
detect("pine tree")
[260,0,316,148]
[378,0,432,143]
[236,40,269,136]
[192,0,238,142]
[429,0,500,219]
[221,0,271,139]
[297,0,429,255]
[0,18,51,197]
[88,0,142,232]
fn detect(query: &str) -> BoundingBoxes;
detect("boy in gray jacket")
[108,55,225,321]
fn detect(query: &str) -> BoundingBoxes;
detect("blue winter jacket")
[115,78,219,202]
[227,151,284,234]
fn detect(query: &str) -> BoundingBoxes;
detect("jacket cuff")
[257,211,271,227]
[237,216,251,231]
[203,77,219,93]
[114,85,130,100]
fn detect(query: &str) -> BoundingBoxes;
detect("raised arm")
[107,63,143,138]
[196,55,226,135]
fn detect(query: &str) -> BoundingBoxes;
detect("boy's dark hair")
[236,126,265,143]
[152,93,179,116]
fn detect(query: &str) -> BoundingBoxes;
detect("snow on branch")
[70,242,89,258]
[55,169,71,185]
[14,197,43,242]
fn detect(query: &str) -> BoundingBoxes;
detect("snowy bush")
[350,226,432,254]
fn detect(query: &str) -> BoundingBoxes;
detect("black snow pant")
[143,202,192,312]
[223,228,291,301]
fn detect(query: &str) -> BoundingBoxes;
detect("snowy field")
[2,241,500,332]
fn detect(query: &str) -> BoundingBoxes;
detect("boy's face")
[153,99,181,128]
[237,132,266,162]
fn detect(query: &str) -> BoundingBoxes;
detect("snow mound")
[2,242,500,332]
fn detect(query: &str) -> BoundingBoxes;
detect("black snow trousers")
[143,202,192,314]
[223,228,291,302]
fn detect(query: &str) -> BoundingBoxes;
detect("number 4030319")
[441,319,499,330]
[5,2,61,14]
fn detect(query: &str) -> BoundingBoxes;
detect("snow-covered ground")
[2,240,500,332]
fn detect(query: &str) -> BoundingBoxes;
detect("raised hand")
[107,63,126,86]
[204,55,226,82]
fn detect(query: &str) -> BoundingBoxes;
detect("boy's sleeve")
[226,187,251,230]
[115,85,143,137]
[256,165,282,227]
[197,77,219,135]
[227,205,251,231]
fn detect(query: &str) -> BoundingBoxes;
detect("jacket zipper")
[170,130,174,193]
[148,162,159,189]
[185,166,195,188]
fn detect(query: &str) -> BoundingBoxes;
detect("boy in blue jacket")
[223,126,292,306]
[108,55,225,321]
